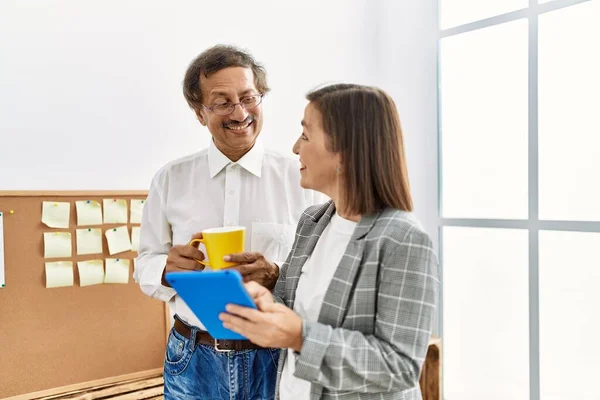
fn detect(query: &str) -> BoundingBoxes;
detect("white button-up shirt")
[134,140,323,329]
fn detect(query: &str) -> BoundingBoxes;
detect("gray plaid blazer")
[273,201,440,400]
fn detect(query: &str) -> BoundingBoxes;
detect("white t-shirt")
[279,212,357,400]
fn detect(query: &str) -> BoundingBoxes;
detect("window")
[439,1,599,399]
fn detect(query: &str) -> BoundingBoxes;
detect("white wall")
[0,0,379,190]
[376,0,440,249]
[0,0,438,247]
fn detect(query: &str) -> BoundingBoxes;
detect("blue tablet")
[164,269,256,340]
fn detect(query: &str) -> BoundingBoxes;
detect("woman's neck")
[325,186,362,222]
[332,199,361,222]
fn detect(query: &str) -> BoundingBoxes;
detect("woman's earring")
[336,167,341,174]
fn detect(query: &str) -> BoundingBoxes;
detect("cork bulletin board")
[0,191,167,398]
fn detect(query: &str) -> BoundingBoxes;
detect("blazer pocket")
[251,222,296,262]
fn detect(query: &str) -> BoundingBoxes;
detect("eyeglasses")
[202,94,264,116]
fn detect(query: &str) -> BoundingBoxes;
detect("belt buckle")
[214,338,233,353]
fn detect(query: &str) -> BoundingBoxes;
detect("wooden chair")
[419,337,442,400]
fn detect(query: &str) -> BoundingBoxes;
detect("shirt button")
[227,189,235,195]
[230,164,238,170]
[279,233,288,244]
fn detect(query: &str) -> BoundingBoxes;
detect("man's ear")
[196,109,207,126]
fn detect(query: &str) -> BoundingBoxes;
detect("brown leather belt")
[173,317,264,352]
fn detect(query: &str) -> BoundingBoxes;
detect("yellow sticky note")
[77,260,104,287]
[105,226,132,255]
[104,258,130,284]
[131,227,141,252]
[130,199,145,224]
[76,228,103,255]
[42,201,70,228]
[103,199,128,224]
[45,261,74,288]
[75,200,102,226]
[44,232,72,258]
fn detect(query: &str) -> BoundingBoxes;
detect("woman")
[220,84,439,399]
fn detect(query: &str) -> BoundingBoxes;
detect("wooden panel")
[2,369,163,400]
[38,375,163,399]
[0,193,166,398]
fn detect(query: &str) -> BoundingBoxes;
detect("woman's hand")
[244,281,276,309]
[220,282,303,352]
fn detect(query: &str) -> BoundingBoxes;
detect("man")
[134,45,321,399]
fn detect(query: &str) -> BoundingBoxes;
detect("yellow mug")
[189,226,246,270]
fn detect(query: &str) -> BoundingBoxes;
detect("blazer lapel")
[284,202,336,309]
[318,209,382,327]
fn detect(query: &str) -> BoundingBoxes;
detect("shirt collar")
[208,139,264,178]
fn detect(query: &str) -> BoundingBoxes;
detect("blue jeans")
[163,321,280,400]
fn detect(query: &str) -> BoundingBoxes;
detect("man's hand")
[223,252,279,289]
[162,232,206,287]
